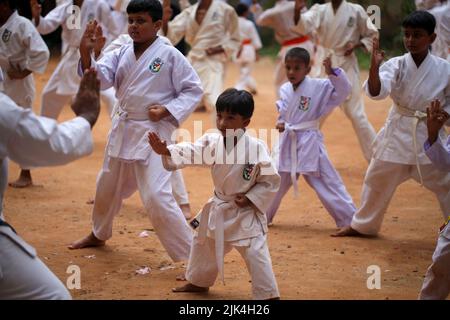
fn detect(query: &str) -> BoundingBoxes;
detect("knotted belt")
[394,103,427,185]
[284,120,320,197]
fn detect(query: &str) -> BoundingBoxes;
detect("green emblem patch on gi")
[243,163,255,181]
[149,57,164,73]
[298,96,311,112]
[2,29,11,43]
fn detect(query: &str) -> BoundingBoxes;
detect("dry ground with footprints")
[4,57,446,299]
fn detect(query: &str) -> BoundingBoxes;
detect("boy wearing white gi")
[266,48,356,228]
[293,0,379,162]
[419,101,450,300]
[30,0,119,119]
[161,0,241,114]
[234,3,262,95]
[256,0,315,97]
[149,89,281,300]
[335,11,450,237]
[0,0,50,188]
[69,0,203,264]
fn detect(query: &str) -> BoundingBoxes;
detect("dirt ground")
[4,56,447,300]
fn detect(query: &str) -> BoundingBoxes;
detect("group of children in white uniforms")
[1,0,449,300]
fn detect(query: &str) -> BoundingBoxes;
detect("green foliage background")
[230,0,417,69]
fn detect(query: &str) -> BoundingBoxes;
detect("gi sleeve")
[6,108,93,169]
[424,136,450,172]
[290,4,322,36]
[363,57,400,100]
[320,68,352,115]
[20,20,50,74]
[164,50,203,126]
[356,5,379,53]
[221,7,241,60]
[34,4,68,35]
[162,134,217,170]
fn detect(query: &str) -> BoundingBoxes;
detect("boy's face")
[285,57,310,87]
[403,26,436,55]
[128,12,161,43]
[216,111,250,137]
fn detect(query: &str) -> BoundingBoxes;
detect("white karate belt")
[108,105,150,158]
[197,192,236,285]
[285,120,320,198]
[394,103,427,185]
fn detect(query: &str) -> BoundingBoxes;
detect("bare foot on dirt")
[172,283,209,293]
[331,226,365,237]
[180,203,192,220]
[9,170,33,188]
[68,232,105,249]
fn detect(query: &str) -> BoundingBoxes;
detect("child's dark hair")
[127,0,162,22]
[285,47,310,66]
[216,88,254,119]
[402,10,436,35]
[235,3,249,17]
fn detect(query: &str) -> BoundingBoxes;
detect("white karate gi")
[100,34,191,206]
[256,0,315,96]
[419,135,450,300]
[83,36,202,261]
[35,0,119,119]
[267,69,356,227]
[234,16,262,92]
[165,0,241,114]
[0,90,94,299]
[350,52,450,236]
[292,0,379,161]
[162,131,280,300]
[0,11,49,109]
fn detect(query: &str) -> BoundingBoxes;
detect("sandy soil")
[4,57,446,300]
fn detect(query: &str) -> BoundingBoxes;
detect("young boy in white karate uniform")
[292,0,379,162]
[162,0,241,115]
[334,11,450,237]
[0,0,50,188]
[149,89,281,300]
[69,0,203,264]
[419,101,450,300]
[266,48,356,228]
[256,0,315,97]
[234,3,262,95]
[30,0,119,119]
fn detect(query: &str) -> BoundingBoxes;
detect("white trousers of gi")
[351,159,450,235]
[171,169,189,206]
[0,227,71,300]
[91,157,193,262]
[266,169,356,227]
[190,57,225,122]
[419,224,450,300]
[186,234,280,300]
[235,62,257,92]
